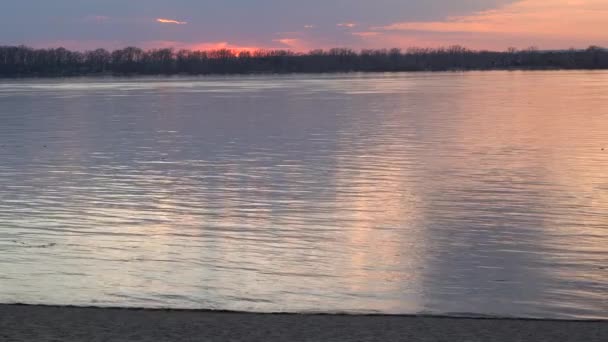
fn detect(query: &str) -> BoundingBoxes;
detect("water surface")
[0,72,607,319]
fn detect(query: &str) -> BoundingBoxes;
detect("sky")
[1,0,606,51]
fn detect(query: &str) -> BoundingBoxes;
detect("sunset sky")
[1,0,606,51]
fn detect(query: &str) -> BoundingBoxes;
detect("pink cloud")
[375,0,608,49]
[352,32,381,38]
[271,38,316,51]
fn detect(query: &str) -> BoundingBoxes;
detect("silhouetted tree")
[0,45,607,77]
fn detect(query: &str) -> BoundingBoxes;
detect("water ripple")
[0,72,607,319]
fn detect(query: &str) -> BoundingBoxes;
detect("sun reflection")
[329,85,430,312]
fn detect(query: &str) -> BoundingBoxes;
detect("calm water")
[0,72,607,319]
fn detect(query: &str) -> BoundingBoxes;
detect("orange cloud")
[377,0,608,45]
[352,32,381,38]
[156,18,188,25]
[337,23,357,28]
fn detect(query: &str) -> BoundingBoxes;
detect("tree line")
[1,45,607,77]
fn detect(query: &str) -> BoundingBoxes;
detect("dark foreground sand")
[1,304,606,342]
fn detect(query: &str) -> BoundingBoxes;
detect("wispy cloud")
[352,31,380,38]
[304,25,315,29]
[376,0,608,41]
[156,18,188,25]
[337,22,357,28]
[272,38,315,51]
[274,38,298,45]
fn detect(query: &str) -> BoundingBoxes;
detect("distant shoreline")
[1,67,607,80]
[1,45,606,78]
[1,304,606,342]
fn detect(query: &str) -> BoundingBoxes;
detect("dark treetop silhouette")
[1,45,606,77]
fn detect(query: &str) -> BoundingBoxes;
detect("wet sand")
[1,304,606,342]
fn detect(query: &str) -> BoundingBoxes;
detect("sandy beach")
[0,304,606,342]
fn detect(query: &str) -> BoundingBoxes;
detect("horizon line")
[3,44,606,54]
